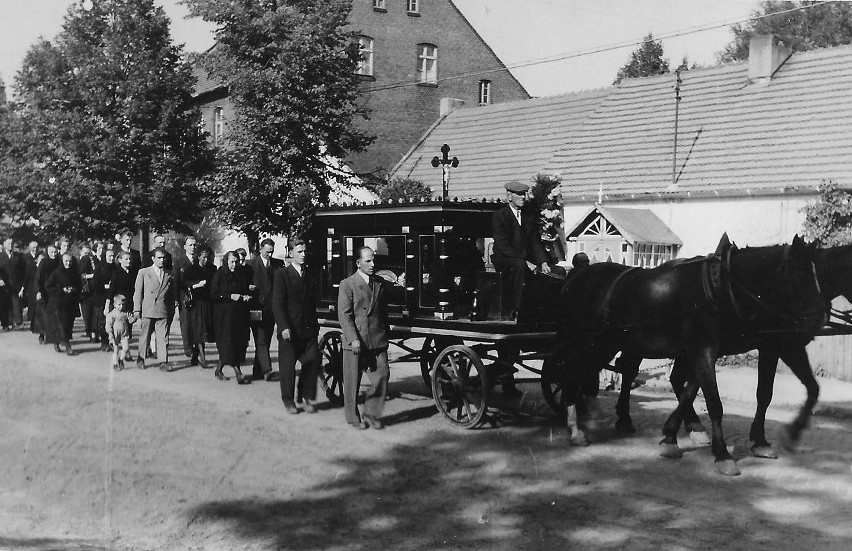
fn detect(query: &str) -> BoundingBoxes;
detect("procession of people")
[0,230,392,430]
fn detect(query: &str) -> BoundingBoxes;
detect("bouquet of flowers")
[525,173,566,262]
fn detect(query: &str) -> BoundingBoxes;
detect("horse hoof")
[615,420,636,434]
[688,431,711,446]
[714,459,741,476]
[751,445,778,459]
[570,432,590,447]
[659,442,683,459]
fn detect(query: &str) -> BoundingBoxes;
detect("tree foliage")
[801,181,852,246]
[613,33,670,84]
[4,0,210,240]
[718,1,852,63]
[373,178,432,202]
[182,0,373,242]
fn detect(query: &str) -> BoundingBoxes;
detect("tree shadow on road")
[186,391,852,551]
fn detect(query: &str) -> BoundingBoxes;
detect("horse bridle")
[724,245,822,331]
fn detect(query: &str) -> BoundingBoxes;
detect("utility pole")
[672,68,682,187]
[431,143,459,200]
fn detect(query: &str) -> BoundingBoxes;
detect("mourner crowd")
[0,230,393,429]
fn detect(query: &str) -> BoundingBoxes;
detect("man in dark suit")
[491,180,552,315]
[22,240,40,326]
[249,238,282,381]
[145,234,173,270]
[77,242,100,341]
[117,228,142,282]
[0,237,25,329]
[173,236,200,365]
[273,237,320,414]
[337,246,390,430]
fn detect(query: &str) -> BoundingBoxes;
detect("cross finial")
[431,143,459,200]
[597,183,603,204]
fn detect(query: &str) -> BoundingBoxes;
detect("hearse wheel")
[541,357,566,415]
[319,331,344,404]
[431,345,489,429]
[420,337,463,389]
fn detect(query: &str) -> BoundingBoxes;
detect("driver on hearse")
[491,180,565,317]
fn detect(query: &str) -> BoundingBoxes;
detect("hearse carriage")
[306,198,565,428]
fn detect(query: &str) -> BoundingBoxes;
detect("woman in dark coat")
[181,247,215,368]
[93,248,116,350]
[45,253,80,355]
[211,251,252,384]
[32,244,59,344]
[108,250,136,314]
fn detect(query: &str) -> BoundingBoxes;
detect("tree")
[8,0,211,240]
[373,178,432,202]
[801,181,852,246]
[613,33,670,85]
[718,1,852,63]
[182,0,373,245]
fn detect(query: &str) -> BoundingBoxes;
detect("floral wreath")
[524,173,566,261]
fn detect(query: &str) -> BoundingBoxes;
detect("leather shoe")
[349,421,368,430]
[283,400,299,414]
[300,400,317,414]
[363,415,384,430]
[265,371,281,382]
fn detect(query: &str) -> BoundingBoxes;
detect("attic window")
[478,80,491,105]
[373,0,386,12]
[417,43,438,84]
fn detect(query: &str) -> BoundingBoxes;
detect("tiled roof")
[390,88,611,199]
[191,63,225,97]
[393,44,852,202]
[596,205,682,245]
[547,45,852,200]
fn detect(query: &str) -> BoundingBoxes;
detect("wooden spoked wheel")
[419,337,463,389]
[540,357,566,415]
[431,345,489,429]
[318,331,344,404]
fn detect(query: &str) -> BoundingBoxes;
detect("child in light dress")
[105,294,135,370]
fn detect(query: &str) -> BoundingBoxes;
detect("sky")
[0,0,760,98]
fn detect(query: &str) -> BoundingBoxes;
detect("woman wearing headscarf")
[211,251,252,384]
[32,243,59,344]
[45,253,80,355]
[93,247,116,351]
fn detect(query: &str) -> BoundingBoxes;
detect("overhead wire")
[361,0,836,94]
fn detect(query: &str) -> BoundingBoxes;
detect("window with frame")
[372,0,385,10]
[478,80,491,105]
[407,0,419,13]
[417,43,438,84]
[357,36,374,76]
[213,107,225,145]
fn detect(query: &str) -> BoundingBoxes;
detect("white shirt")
[510,204,522,226]
[156,268,163,283]
[357,270,370,285]
[261,256,269,268]
[291,262,302,277]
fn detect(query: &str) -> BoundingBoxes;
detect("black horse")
[641,243,852,459]
[551,235,826,476]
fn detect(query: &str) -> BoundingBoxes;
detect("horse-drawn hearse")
[305,197,852,475]
[305,198,566,428]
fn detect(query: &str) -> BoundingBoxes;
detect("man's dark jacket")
[272,264,319,340]
[491,205,548,266]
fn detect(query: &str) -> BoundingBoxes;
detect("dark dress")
[45,266,80,344]
[93,260,116,343]
[23,253,38,322]
[109,267,136,313]
[182,261,214,345]
[211,266,250,366]
[32,256,59,339]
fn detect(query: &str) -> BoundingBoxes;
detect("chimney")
[748,34,792,86]
[439,97,465,117]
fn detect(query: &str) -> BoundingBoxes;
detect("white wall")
[563,194,815,259]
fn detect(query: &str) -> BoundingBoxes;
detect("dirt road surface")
[2,322,852,551]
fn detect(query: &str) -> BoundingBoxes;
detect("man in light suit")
[134,247,175,371]
[249,238,283,381]
[337,246,390,430]
[273,237,320,414]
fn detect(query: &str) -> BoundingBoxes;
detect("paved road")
[2,321,852,551]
